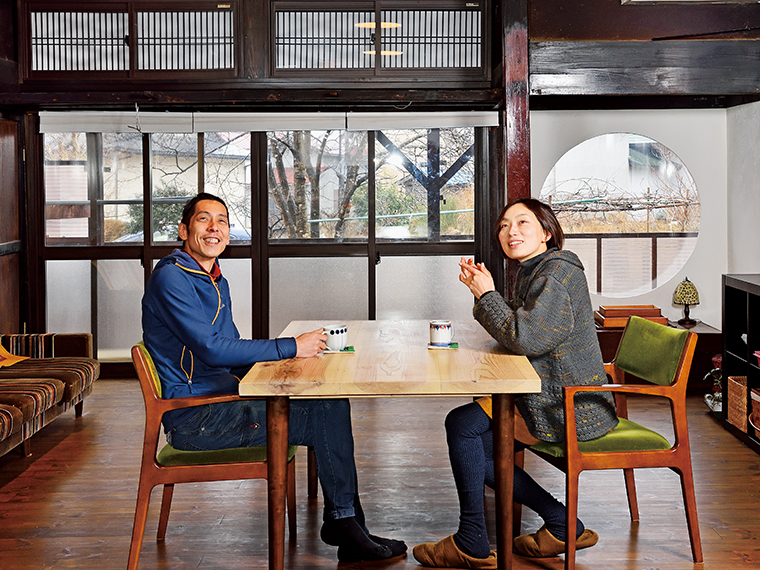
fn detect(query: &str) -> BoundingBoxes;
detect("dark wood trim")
[0,88,501,111]
[22,113,46,332]
[530,40,760,97]
[501,0,529,295]
[0,241,22,256]
[252,132,268,340]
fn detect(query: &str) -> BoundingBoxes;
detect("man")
[141,192,406,562]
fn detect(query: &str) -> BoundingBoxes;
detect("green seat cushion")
[530,418,671,458]
[158,443,299,467]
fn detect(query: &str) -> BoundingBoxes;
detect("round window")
[539,133,700,297]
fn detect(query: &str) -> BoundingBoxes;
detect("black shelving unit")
[722,274,760,453]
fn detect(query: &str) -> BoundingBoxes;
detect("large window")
[539,133,700,297]
[39,113,491,360]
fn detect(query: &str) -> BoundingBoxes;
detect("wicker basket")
[727,376,748,432]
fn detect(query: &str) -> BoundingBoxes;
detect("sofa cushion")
[0,358,99,402]
[0,378,65,422]
[0,404,23,441]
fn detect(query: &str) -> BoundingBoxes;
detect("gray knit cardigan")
[473,249,618,443]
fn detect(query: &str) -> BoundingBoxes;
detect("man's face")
[178,199,230,272]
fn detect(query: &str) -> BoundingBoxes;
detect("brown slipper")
[413,535,497,569]
[513,525,599,558]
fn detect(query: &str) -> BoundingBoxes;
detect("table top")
[239,319,541,398]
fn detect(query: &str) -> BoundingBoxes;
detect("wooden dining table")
[239,319,541,570]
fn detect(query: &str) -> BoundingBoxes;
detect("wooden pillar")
[500,0,530,293]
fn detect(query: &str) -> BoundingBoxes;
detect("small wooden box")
[727,376,748,433]
[594,305,668,328]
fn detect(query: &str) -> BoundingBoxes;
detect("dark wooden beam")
[530,40,760,97]
[0,88,502,112]
[500,0,530,296]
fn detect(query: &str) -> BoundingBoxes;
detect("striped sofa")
[0,333,100,458]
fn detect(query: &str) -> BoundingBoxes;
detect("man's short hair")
[180,193,229,229]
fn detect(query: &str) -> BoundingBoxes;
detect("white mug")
[324,324,348,351]
[430,320,453,346]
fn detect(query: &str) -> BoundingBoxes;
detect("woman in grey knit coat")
[414,199,619,569]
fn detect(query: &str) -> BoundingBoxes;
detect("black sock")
[513,464,584,542]
[320,517,392,561]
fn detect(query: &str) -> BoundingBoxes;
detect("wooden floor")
[0,380,758,569]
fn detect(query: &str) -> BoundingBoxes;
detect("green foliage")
[125,183,190,239]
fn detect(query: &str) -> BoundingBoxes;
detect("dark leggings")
[444,401,584,558]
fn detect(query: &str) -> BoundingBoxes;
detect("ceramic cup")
[430,320,453,346]
[324,324,348,352]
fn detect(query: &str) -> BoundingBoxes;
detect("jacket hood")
[543,248,584,271]
[155,249,206,272]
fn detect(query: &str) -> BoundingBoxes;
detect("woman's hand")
[295,328,327,357]
[458,257,496,300]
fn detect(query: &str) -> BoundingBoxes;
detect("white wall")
[530,109,727,328]
[727,101,760,275]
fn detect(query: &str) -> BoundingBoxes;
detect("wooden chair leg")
[564,470,580,570]
[307,446,318,498]
[623,467,639,521]
[287,459,297,539]
[75,400,84,418]
[513,449,525,537]
[127,478,154,570]
[156,484,174,541]
[677,465,703,563]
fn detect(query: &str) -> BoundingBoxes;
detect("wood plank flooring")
[0,380,758,569]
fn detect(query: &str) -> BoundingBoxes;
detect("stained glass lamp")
[673,277,699,328]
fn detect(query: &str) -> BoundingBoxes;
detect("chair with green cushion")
[516,316,702,570]
[127,342,299,570]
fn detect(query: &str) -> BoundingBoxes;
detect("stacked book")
[594,305,669,328]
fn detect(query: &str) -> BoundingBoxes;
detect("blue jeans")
[167,398,358,520]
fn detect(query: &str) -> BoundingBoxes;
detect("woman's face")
[498,203,551,263]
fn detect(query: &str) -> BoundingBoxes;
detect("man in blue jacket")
[142,192,405,562]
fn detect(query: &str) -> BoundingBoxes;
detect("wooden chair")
[515,316,703,570]
[127,342,298,570]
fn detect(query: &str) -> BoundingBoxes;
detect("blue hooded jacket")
[142,249,297,431]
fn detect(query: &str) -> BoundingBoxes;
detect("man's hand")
[295,328,328,358]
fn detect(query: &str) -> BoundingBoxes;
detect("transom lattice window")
[380,10,481,68]
[136,10,235,70]
[31,11,129,71]
[26,3,237,75]
[273,5,483,72]
[275,11,375,69]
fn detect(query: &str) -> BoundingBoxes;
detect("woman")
[413,198,618,569]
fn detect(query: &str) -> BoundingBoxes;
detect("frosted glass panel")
[269,257,368,337]
[220,258,252,338]
[47,259,144,361]
[94,259,144,360]
[47,260,92,333]
[565,238,598,292]
[376,256,474,321]
[601,238,651,297]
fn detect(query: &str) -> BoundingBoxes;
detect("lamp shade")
[673,277,699,306]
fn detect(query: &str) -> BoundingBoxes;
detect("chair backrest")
[614,316,690,386]
[133,342,163,398]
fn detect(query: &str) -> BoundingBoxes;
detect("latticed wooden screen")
[31,11,129,71]
[136,10,235,70]
[28,6,236,74]
[275,11,376,69]
[380,10,481,68]
[274,7,482,71]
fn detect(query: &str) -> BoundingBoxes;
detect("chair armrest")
[154,393,264,413]
[53,333,94,358]
[561,382,675,449]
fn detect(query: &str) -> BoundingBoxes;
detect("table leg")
[493,393,515,570]
[267,396,289,570]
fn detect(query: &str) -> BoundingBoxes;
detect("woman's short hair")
[494,198,564,258]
